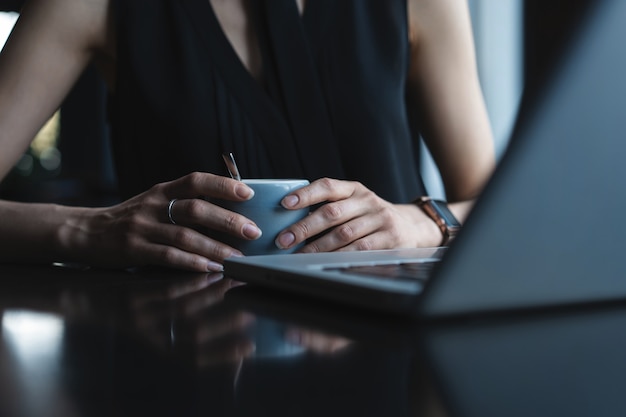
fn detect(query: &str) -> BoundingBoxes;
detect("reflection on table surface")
[0,263,625,417]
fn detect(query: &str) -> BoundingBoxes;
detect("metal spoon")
[222,152,242,181]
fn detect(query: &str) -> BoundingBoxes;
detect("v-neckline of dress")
[206,0,312,97]
[179,0,330,112]
[179,0,286,122]
[178,0,345,180]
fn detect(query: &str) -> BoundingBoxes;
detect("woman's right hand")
[64,172,262,272]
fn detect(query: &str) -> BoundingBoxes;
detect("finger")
[146,222,244,263]
[334,230,398,252]
[275,197,369,250]
[167,198,262,241]
[280,177,357,209]
[132,239,226,272]
[127,220,239,270]
[162,172,255,202]
[298,215,381,253]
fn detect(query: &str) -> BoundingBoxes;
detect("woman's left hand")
[274,178,442,253]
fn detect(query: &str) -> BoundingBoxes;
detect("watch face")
[431,200,462,228]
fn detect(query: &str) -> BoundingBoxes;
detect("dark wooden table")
[1,263,625,417]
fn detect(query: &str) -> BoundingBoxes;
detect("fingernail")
[243,224,262,239]
[228,250,244,258]
[275,232,295,249]
[281,195,299,208]
[236,184,255,200]
[207,261,224,272]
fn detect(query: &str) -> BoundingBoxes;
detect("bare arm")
[407,0,495,205]
[0,0,111,178]
[0,0,112,264]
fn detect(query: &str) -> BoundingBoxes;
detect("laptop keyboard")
[325,260,439,283]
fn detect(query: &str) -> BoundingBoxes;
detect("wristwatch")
[414,196,461,246]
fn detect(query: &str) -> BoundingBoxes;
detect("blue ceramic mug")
[210,179,310,256]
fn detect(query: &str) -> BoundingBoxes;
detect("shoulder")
[18,0,113,53]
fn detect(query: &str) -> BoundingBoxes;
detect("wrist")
[54,205,101,263]
[0,201,92,265]
[413,196,461,246]
[398,203,444,247]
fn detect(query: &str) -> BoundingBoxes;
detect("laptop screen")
[419,0,626,316]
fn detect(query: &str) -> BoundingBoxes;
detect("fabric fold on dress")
[260,0,345,180]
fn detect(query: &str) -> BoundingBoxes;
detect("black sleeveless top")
[112,0,425,202]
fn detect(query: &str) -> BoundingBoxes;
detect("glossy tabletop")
[1,263,625,417]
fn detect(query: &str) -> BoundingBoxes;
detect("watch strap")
[414,196,461,246]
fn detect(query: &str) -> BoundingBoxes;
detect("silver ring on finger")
[167,198,178,225]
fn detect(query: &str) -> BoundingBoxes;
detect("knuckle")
[320,203,343,221]
[173,228,195,248]
[186,171,204,188]
[176,171,206,194]
[355,239,374,251]
[222,213,240,231]
[160,247,179,265]
[306,241,321,253]
[336,224,355,244]
[365,191,381,205]
[363,191,380,206]
[379,206,395,222]
[120,213,144,235]
[292,221,310,238]
[151,182,167,195]
[319,177,335,190]
[351,180,364,190]
[186,198,205,220]
[188,256,208,272]
[216,176,233,195]
[147,194,164,208]
[213,245,233,261]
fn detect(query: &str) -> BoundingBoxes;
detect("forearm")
[0,200,90,265]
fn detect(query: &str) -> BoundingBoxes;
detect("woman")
[0,0,494,271]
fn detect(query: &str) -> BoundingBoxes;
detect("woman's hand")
[64,172,263,272]
[274,178,443,253]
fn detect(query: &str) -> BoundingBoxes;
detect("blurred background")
[0,0,593,204]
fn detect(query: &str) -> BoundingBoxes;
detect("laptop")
[224,0,626,318]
